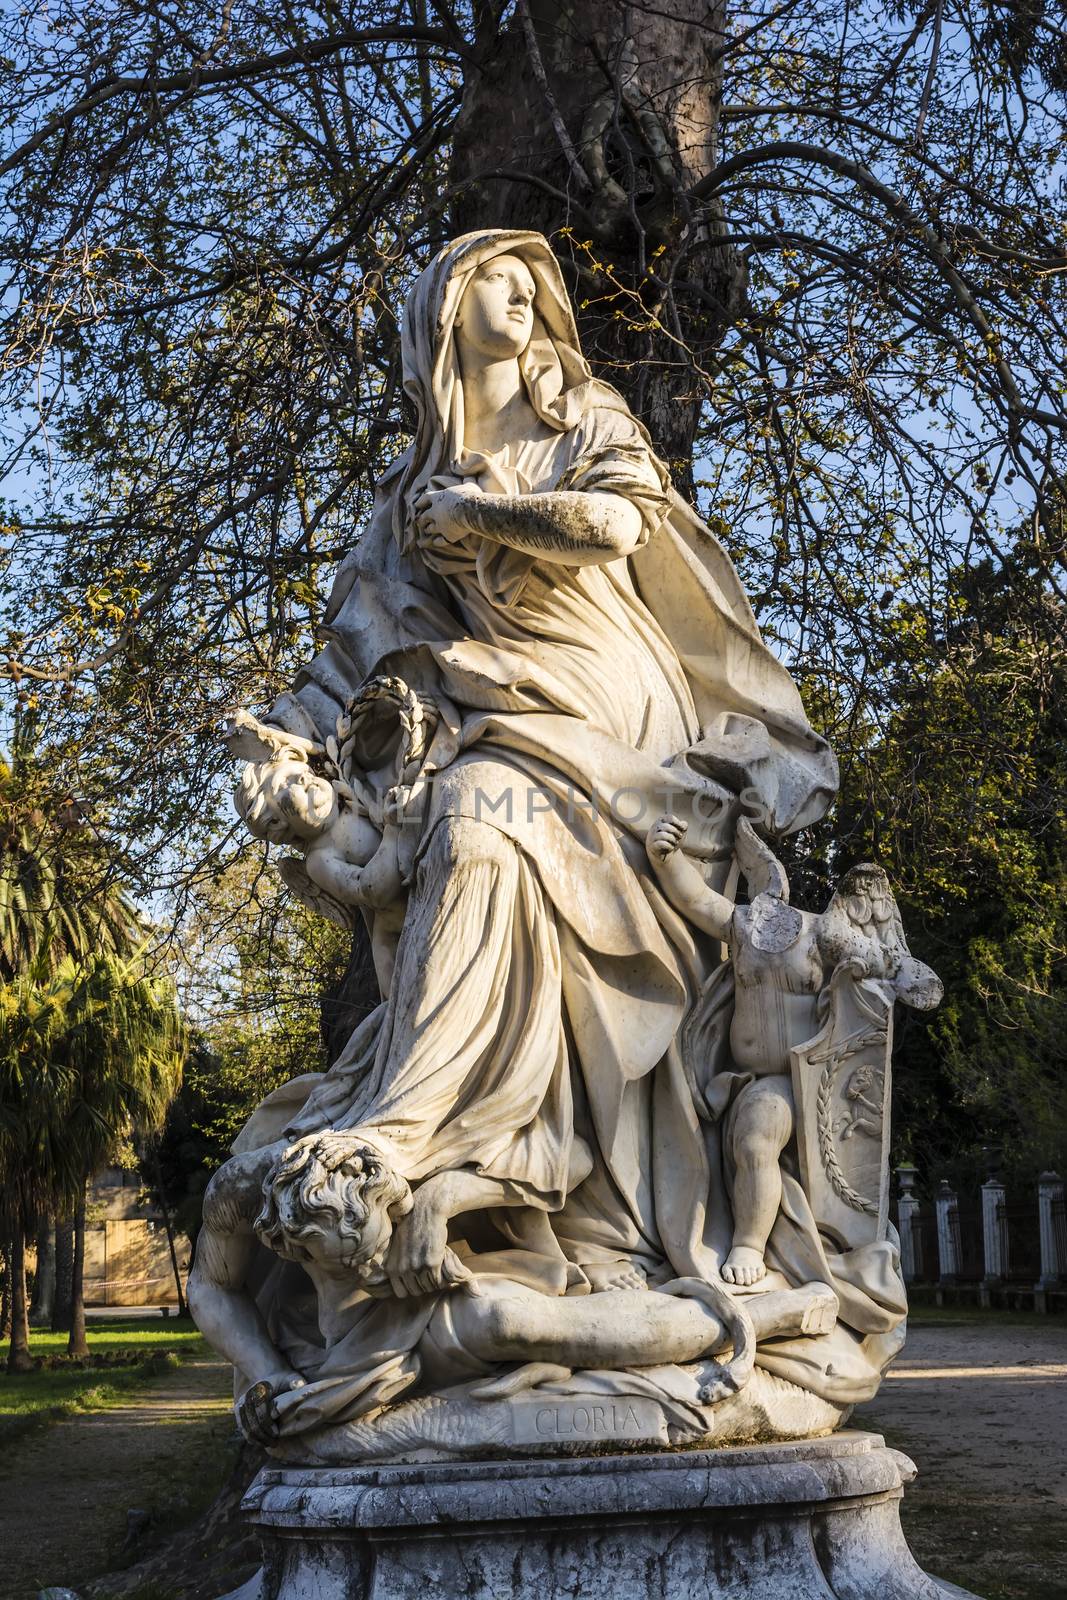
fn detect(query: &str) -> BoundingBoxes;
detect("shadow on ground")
[856,1318,1067,1600]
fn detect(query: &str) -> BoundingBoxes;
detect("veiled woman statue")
[196,231,917,1448]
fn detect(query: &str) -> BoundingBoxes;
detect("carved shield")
[790,964,894,1250]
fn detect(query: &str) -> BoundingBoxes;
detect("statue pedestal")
[241,1430,980,1600]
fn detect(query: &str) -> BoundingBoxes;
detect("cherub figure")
[837,1063,885,1141]
[187,1130,839,1446]
[647,814,942,1288]
[233,757,403,920]
[224,704,408,994]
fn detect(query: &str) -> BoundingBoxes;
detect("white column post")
[935,1180,961,1284]
[896,1165,922,1283]
[1038,1172,1066,1290]
[980,1176,1008,1307]
[981,1176,1008,1281]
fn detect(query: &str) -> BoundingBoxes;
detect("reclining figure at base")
[188,1130,839,1446]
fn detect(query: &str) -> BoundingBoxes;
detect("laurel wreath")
[332,676,433,779]
[813,1019,888,1217]
[319,674,438,815]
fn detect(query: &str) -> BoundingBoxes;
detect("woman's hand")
[416,485,644,566]
[385,1182,473,1297]
[415,482,482,542]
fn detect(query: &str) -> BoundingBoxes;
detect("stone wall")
[83,1168,189,1307]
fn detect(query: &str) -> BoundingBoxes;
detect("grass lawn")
[6,1314,206,1359]
[906,1298,1067,1329]
[0,1325,235,1600]
[0,1316,210,1442]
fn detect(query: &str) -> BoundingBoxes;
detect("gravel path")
[855,1320,1067,1600]
[0,1356,233,1600]
[2,1322,1063,1600]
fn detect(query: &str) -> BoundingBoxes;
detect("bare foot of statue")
[796,1283,839,1337]
[733,1281,839,1342]
[721,1246,768,1287]
[584,1260,648,1293]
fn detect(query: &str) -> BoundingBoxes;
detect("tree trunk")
[67,1184,89,1358]
[322,918,380,1066]
[329,8,746,1062]
[450,0,744,490]
[1,1232,12,1339]
[149,1150,188,1316]
[6,1226,33,1373]
[29,1212,55,1326]
[52,1211,74,1332]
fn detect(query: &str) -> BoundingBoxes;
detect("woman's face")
[454,254,536,364]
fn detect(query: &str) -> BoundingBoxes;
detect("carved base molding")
[239,1430,982,1600]
[266,1366,849,1466]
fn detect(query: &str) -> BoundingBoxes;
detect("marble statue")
[189,229,941,1470]
[193,1128,838,1448]
[647,814,941,1288]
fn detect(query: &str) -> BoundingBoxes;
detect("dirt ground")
[0,1356,233,1600]
[855,1318,1067,1600]
[1,1321,1063,1600]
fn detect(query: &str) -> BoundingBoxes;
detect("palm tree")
[0,953,185,1365]
[0,725,159,1359]
[0,757,141,982]
[57,954,184,1356]
[0,961,79,1370]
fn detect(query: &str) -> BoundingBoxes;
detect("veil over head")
[392,229,633,551]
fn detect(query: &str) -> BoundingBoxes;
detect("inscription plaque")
[509,1394,668,1447]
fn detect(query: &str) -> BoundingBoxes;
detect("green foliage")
[151,853,355,1240]
[0,725,141,980]
[826,555,1067,1180]
[0,952,186,1228]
